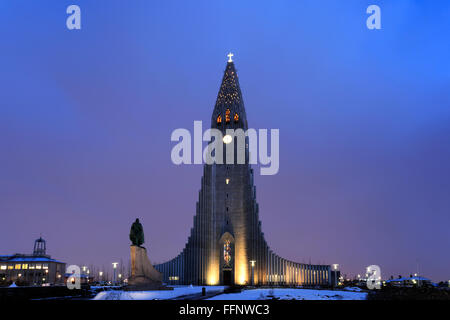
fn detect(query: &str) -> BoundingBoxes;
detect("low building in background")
[384,275,436,288]
[0,237,65,286]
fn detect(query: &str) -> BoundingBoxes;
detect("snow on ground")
[94,286,367,300]
[343,286,363,292]
[93,285,225,300]
[208,288,368,300]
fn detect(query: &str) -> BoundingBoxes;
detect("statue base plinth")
[126,245,168,291]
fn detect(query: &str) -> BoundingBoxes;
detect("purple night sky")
[1,1,449,281]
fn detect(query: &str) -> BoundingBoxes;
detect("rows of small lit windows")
[217,74,241,104]
[0,263,49,270]
[217,91,240,105]
[169,276,179,281]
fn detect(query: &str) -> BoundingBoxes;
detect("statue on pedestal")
[126,218,165,291]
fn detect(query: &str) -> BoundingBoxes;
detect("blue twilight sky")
[1,1,449,281]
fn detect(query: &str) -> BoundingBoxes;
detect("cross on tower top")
[227,52,234,62]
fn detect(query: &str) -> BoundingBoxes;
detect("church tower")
[156,54,332,286]
[203,53,260,285]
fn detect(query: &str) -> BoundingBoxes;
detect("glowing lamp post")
[112,262,118,285]
[250,260,256,286]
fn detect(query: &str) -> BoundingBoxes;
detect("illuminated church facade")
[155,54,334,286]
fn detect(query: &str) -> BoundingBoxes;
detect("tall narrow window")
[223,240,231,266]
[217,114,222,125]
[225,109,231,123]
[234,113,239,122]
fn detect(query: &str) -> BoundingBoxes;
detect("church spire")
[212,53,247,131]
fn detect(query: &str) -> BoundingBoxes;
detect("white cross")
[227,52,234,62]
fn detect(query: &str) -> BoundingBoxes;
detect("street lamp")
[99,271,103,284]
[112,262,118,286]
[250,260,256,286]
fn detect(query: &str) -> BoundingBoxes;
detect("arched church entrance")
[219,232,235,286]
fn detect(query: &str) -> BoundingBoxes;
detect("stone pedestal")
[126,245,164,291]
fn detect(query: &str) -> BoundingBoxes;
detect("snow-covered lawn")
[208,288,367,300]
[93,286,367,300]
[93,285,225,300]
